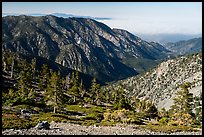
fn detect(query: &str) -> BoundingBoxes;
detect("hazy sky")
[2,2,202,35]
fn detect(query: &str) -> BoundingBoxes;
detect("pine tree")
[159,107,168,118]
[169,82,194,125]
[193,94,202,123]
[4,50,12,71]
[68,72,81,104]
[130,96,140,111]
[46,71,63,113]
[117,97,132,110]
[104,88,111,107]
[31,58,36,80]
[39,64,50,92]
[79,80,85,99]
[146,102,158,119]
[17,61,33,99]
[111,88,121,105]
[65,73,71,90]
[3,50,16,78]
[90,78,101,105]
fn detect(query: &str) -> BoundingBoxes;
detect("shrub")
[159,117,168,125]
[62,120,67,123]
[111,109,129,122]
[103,109,112,121]
[81,113,98,120]
[168,120,178,126]
[191,119,202,128]
[143,124,196,133]
[2,114,36,129]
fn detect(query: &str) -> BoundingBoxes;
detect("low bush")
[2,114,36,129]
[141,124,197,133]
[99,120,117,126]
[159,117,168,125]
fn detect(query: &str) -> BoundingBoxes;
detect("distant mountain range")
[139,33,202,44]
[164,37,202,55]
[2,13,112,20]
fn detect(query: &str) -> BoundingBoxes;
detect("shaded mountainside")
[164,37,202,56]
[2,15,173,83]
[107,52,202,110]
[2,51,99,91]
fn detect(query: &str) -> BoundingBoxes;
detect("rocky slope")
[2,15,173,82]
[108,52,202,110]
[2,122,202,135]
[164,37,202,55]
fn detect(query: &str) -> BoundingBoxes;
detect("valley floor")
[2,122,202,135]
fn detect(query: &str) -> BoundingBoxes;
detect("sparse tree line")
[2,51,202,127]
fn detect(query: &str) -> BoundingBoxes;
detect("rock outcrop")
[109,52,202,110]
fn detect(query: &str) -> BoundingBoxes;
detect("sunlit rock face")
[109,52,202,110]
[2,15,172,82]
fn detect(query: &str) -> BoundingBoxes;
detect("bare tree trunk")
[73,96,76,103]
[11,57,14,79]
[54,90,57,113]
[3,61,6,71]
[54,106,56,113]
[33,58,36,80]
[2,53,6,71]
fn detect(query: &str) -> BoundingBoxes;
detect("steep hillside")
[164,37,202,55]
[2,15,173,82]
[108,52,202,110]
[2,51,99,91]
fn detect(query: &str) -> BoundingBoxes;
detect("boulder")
[43,108,53,113]
[21,109,31,115]
[35,121,50,130]
[20,115,31,119]
[30,110,39,114]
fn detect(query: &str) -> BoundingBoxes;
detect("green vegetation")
[169,82,194,126]
[121,57,160,74]
[2,113,35,129]
[140,124,198,134]
[2,51,202,132]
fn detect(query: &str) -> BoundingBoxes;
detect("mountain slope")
[2,15,172,82]
[108,52,202,110]
[2,51,99,91]
[164,37,202,55]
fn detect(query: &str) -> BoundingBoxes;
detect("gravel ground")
[2,122,202,135]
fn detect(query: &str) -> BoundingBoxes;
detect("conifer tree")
[17,60,33,99]
[46,71,63,113]
[90,78,101,105]
[79,80,85,99]
[193,96,202,123]
[3,50,16,78]
[146,102,158,119]
[39,64,50,92]
[69,72,81,104]
[169,82,194,125]
[104,88,111,106]
[111,89,120,104]
[31,58,36,80]
[65,73,71,90]
[158,107,168,118]
[116,97,132,110]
